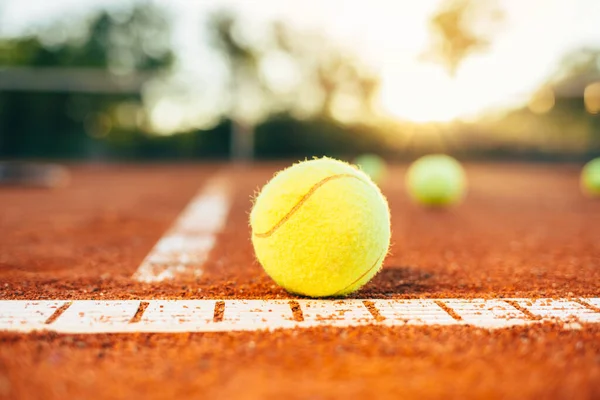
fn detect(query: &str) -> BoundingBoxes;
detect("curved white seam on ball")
[331,248,387,296]
[253,173,370,238]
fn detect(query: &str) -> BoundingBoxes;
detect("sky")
[2,0,600,129]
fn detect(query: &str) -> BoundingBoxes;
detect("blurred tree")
[207,12,382,161]
[0,4,173,159]
[471,47,600,159]
[554,48,600,80]
[423,0,503,75]
[207,11,266,161]
[272,23,380,121]
[550,48,600,153]
[254,113,391,159]
[1,5,173,70]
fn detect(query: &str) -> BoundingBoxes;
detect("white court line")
[50,301,141,334]
[133,173,232,283]
[441,299,531,328]
[585,298,600,309]
[297,300,374,328]
[372,299,457,326]
[512,298,600,324]
[0,301,65,332]
[0,298,598,334]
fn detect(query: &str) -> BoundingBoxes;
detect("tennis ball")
[353,153,387,184]
[250,157,391,298]
[581,157,600,197]
[406,154,466,207]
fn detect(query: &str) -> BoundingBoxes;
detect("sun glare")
[378,61,505,123]
[170,0,582,126]
[304,0,579,124]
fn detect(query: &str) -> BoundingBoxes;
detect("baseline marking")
[440,299,531,328]
[512,298,600,324]
[372,299,457,326]
[50,301,141,333]
[0,301,65,332]
[133,173,232,283]
[584,298,600,310]
[297,300,377,328]
[0,298,598,333]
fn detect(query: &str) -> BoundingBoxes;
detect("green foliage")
[0,4,173,159]
[1,4,598,161]
[254,114,390,159]
[1,5,173,69]
[99,121,231,160]
[423,0,503,75]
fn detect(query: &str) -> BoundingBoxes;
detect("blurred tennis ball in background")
[250,157,391,298]
[581,157,600,197]
[353,154,387,184]
[406,154,467,207]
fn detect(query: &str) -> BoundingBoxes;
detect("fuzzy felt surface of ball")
[250,157,391,298]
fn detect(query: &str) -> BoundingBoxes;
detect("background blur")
[0,0,599,162]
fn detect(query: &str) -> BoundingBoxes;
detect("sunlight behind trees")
[0,0,599,160]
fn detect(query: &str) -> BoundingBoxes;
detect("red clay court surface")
[0,163,599,399]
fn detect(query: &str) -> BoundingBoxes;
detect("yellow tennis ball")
[581,157,600,197]
[250,157,391,298]
[406,154,467,207]
[353,153,387,184]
